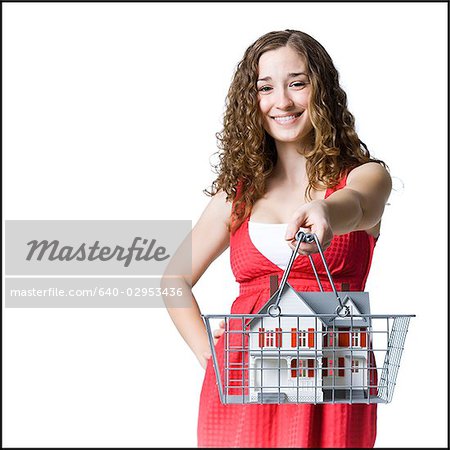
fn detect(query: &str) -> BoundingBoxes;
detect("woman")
[165,29,391,448]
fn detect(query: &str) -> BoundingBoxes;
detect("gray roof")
[247,282,371,328]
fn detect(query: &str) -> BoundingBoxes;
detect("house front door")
[253,357,289,393]
[349,357,367,396]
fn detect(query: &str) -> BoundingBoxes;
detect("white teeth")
[272,113,301,123]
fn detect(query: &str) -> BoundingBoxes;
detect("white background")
[3,2,447,448]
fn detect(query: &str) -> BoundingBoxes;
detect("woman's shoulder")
[205,189,233,229]
[346,161,389,177]
[346,161,391,184]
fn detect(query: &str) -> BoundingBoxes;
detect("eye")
[257,86,272,93]
[290,81,307,88]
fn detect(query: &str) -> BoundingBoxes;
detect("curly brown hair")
[204,29,387,234]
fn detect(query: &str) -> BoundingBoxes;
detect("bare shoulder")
[190,190,233,287]
[200,189,233,229]
[193,189,233,245]
[347,162,391,184]
[347,162,392,197]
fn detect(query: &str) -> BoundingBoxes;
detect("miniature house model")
[247,283,372,403]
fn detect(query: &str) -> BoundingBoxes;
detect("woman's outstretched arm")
[161,190,231,369]
[285,162,392,255]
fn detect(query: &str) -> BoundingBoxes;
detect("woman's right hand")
[213,319,226,345]
[198,320,226,370]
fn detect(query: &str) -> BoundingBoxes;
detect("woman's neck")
[271,141,310,186]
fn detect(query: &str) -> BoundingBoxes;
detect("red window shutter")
[322,357,328,377]
[275,328,282,347]
[360,328,367,347]
[267,331,274,347]
[308,359,315,377]
[291,359,297,378]
[258,328,265,348]
[338,357,345,377]
[338,328,350,347]
[291,328,297,347]
[308,328,315,348]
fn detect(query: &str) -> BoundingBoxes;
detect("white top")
[248,221,299,270]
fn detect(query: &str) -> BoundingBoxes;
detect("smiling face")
[257,45,314,147]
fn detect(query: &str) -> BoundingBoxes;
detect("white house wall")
[249,356,324,403]
[247,288,325,403]
[249,288,324,354]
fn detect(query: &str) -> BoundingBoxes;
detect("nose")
[275,88,294,110]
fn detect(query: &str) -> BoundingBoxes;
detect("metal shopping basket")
[202,230,415,405]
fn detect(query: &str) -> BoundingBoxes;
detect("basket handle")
[268,230,349,317]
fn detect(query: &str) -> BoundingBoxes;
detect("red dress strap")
[325,170,349,198]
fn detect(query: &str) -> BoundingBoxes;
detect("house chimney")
[269,274,279,296]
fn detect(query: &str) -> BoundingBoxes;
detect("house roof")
[247,282,371,328]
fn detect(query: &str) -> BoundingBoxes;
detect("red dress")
[198,175,378,448]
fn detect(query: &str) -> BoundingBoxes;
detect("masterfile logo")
[6,220,190,276]
[25,237,170,267]
[5,220,192,308]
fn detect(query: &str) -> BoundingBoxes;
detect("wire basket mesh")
[202,230,414,405]
[203,312,413,404]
